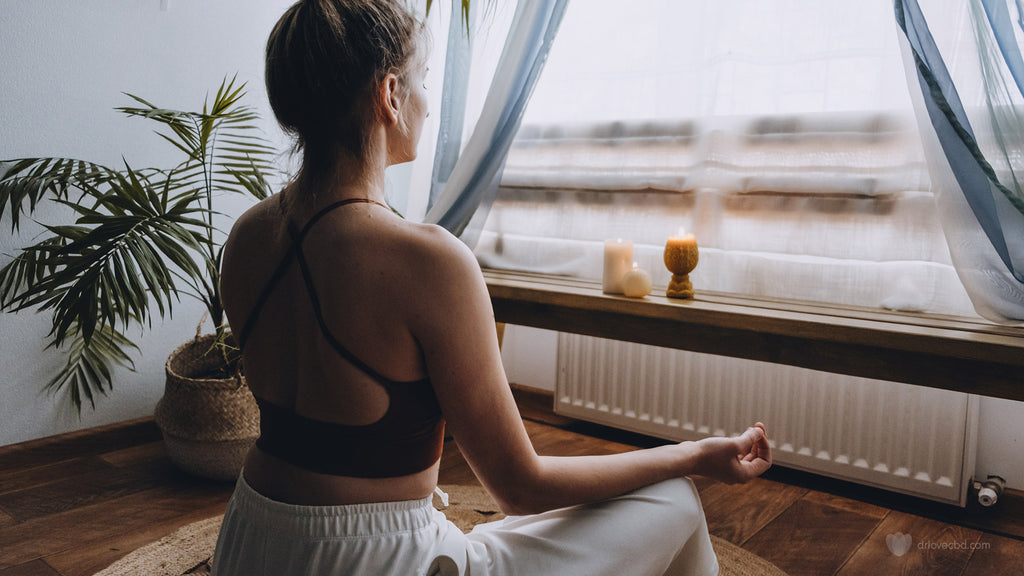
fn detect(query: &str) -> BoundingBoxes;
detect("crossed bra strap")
[234,194,445,478]
[236,196,388,360]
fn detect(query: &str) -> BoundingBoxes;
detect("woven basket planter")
[155,334,259,482]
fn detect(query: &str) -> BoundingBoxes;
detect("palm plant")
[426,0,474,28]
[0,77,275,412]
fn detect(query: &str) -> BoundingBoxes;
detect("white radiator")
[555,334,980,505]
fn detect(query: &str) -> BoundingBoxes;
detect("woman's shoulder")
[394,220,480,280]
[393,221,492,337]
[221,195,288,281]
[224,195,289,258]
[229,195,281,238]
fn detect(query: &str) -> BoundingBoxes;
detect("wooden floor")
[1,392,1022,576]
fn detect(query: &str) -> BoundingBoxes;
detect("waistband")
[229,473,437,539]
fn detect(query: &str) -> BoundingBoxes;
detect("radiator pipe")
[973,475,1006,507]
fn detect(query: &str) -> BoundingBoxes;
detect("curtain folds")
[426,0,474,213]
[895,0,1024,322]
[424,0,569,244]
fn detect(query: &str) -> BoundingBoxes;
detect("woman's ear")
[380,73,401,125]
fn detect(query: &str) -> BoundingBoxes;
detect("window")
[472,0,978,317]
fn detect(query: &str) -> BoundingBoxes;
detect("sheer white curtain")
[424,0,569,242]
[896,0,1024,323]
[406,0,516,222]
[405,0,568,247]
[474,0,980,317]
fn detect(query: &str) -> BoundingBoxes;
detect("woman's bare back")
[220,190,445,505]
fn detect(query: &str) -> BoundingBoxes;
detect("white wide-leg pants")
[211,474,718,576]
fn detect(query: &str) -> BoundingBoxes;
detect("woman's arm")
[408,226,771,515]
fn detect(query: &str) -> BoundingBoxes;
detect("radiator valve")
[973,475,1006,507]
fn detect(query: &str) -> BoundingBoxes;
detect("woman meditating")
[213,1,772,574]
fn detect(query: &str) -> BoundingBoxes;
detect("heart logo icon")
[886,532,913,557]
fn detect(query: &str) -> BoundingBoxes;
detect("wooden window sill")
[484,269,1024,402]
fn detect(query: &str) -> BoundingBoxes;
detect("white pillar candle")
[603,238,634,294]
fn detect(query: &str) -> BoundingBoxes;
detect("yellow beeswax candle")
[664,228,699,298]
[621,262,653,298]
[664,230,698,273]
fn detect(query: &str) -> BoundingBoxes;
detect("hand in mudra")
[695,423,772,485]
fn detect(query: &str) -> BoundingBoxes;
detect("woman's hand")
[693,423,772,485]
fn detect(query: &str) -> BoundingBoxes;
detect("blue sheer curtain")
[424,0,569,244]
[895,0,1024,322]
[426,0,475,214]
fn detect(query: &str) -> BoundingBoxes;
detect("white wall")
[975,398,1024,491]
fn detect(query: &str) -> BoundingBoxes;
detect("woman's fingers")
[754,422,772,464]
[694,424,772,484]
[744,455,772,478]
[735,426,764,454]
[734,423,772,478]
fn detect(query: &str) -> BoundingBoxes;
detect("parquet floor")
[1,389,1022,576]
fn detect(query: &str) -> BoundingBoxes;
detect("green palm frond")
[0,233,77,308]
[5,167,206,347]
[0,75,277,412]
[116,76,274,201]
[425,0,492,33]
[0,158,119,230]
[43,324,138,411]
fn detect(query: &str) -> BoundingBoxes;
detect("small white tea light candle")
[622,262,653,298]
[602,238,634,294]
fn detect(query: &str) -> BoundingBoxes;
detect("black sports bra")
[236,196,444,478]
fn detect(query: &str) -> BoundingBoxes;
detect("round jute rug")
[92,484,788,576]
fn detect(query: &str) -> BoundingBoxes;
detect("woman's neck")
[295,149,389,208]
